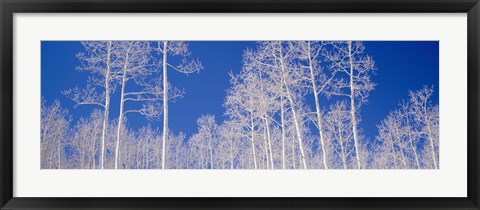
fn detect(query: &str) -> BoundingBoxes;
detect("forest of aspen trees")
[41,41,439,169]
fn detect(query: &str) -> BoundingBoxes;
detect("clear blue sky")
[41,41,439,140]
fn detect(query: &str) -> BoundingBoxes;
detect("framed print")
[1,0,479,209]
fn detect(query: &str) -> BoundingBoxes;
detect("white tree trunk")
[114,44,131,169]
[250,113,258,169]
[161,41,169,169]
[285,93,308,169]
[348,41,362,169]
[208,134,214,169]
[337,121,347,169]
[265,117,274,169]
[389,134,397,169]
[100,41,112,169]
[80,139,85,169]
[262,123,269,169]
[424,107,438,169]
[136,141,141,169]
[307,42,328,169]
[278,44,308,169]
[49,150,53,169]
[291,135,296,169]
[91,129,97,169]
[406,117,421,169]
[393,122,407,168]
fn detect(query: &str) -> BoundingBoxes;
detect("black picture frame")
[1,0,479,209]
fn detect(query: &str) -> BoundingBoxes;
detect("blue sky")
[41,41,439,140]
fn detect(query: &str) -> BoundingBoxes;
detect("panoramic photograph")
[41,41,439,170]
